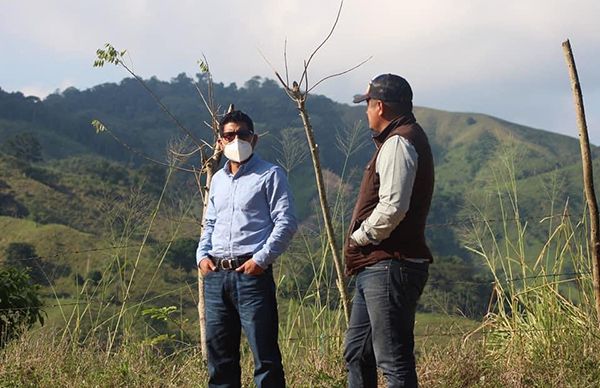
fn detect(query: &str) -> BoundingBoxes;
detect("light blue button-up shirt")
[196,154,297,268]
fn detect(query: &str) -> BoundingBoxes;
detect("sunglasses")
[221,129,254,142]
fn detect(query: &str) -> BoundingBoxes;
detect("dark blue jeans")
[344,259,428,388]
[203,267,285,388]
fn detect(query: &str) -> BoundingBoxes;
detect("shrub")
[3,242,47,285]
[0,132,43,163]
[0,192,29,218]
[0,267,44,347]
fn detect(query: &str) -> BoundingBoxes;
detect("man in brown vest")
[343,74,434,388]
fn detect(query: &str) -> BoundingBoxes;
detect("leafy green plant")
[141,305,190,347]
[93,44,127,68]
[4,242,45,285]
[0,267,44,347]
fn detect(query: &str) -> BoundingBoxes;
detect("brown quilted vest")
[344,113,434,276]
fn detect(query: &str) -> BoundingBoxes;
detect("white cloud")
[1,0,599,143]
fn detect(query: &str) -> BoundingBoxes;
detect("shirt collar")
[373,112,416,146]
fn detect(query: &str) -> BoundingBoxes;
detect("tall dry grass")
[420,153,600,387]
[4,135,600,387]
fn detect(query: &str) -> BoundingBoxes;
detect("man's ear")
[376,100,385,117]
[216,137,224,151]
[251,134,259,148]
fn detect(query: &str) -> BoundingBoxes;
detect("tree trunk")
[296,97,351,323]
[562,39,600,326]
[197,151,220,360]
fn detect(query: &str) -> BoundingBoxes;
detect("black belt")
[210,255,252,270]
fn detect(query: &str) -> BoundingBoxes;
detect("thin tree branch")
[303,60,309,96]
[193,84,216,128]
[204,55,219,135]
[278,74,296,100]
[170,147,202,158]
[284,37,290,87]
[562,39,600,326]
[298,0,344,87]
[202,119,225,136]
[308,56,373,93]
[116,60,205,149]
[257,0,352,323]
[94,122,200,173]
[193,55,221,138]
[259,48,289,89]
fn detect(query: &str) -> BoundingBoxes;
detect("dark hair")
[219,110,254,134]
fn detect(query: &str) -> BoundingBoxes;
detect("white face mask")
[223,138,253,163]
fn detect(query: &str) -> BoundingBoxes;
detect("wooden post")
[562,39,600,325]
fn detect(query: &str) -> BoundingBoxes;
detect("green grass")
[0,309,478,388]
[3,103,600,385]
[415,313,479,350]
[0,216,96,256]
[419,153,600,387]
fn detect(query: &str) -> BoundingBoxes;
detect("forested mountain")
[1,74,599,316]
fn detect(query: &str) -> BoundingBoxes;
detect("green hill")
[1,75,599,318]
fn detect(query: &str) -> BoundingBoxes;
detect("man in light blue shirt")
[196,110,297,388]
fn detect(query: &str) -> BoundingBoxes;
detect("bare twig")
[170,147,202,159]
[194,55,220,137]
[284,37,290,86]
[193,83,217,128]
[116,60,205,149]
[308,56,373,93]
[294,98,350,322]
[298,0,345,89]
[95,47,225,357]
[258,49,296,99]
[303,61,309,95]
[91,120,201,173]
[260,0,359,324]
[259,48,282,81]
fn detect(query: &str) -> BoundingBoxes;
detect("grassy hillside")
[0,151,201,330]
[2,76,599,319]
[2,77,600,386]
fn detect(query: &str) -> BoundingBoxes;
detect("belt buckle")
[220,258,233,270]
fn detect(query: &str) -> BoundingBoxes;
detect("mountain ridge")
[1,75,598,316]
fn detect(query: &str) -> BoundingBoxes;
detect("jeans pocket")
[202,269,217,279]
[401,267,428,301]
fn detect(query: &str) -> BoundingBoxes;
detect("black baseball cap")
[353,74,413,103]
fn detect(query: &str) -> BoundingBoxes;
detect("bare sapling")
[562,39,600,326]
[94,47,224,358]
[261,0,371,323]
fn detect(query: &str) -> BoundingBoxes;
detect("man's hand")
[235,259,264,275]
[199,257,216,276]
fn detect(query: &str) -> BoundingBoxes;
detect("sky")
[1,0,599,144]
